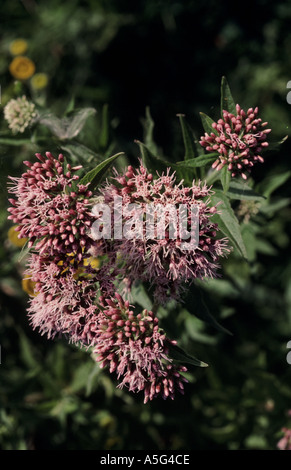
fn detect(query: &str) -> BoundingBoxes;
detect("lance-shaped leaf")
[167,343,208,368]
[61,143,102,165]
[200,112,218,136]
[220,76,237,115]
[183,285,232,336]
[136,140,195,184]
[256,170,291,198]
[176,153,218,168]
[79,152,124,189]
[220,165,231,193]
[135,140,169,173]
[227,180,266,201]
[177,114,197,160]
[211,189,248,259]
[141,106,158,154]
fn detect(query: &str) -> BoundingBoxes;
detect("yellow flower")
[30,73,48,90]
[22,278,38,296]
[9,39,28,56]
[83,257,100,270]
[7,225,28,247]
[9,56,35,80]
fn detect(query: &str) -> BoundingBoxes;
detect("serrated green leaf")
[167,343,208,368]
[211,189,248,259]
[79,152,124,188]
[227,180,265,201]
[220,76,237,115]
[177,114,197,160]
[183,285,232,335]
[200,112,218,136]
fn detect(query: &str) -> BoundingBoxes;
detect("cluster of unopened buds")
[200,105,271,180]
[95,294,188,403]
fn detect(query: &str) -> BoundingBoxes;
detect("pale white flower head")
[4,95,37,134]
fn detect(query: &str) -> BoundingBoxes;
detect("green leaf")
[200,112,218,136]
[17,328,39,369]
[220,165,231,193]
[39,108,96,140]
[241,224,256,262]
[211,189,248,259]
[136,140,195,184]
[135,140,168,174]
[65,108,97,139]
[176,153,218,168]
[141,107,158,154]
[177,114,197,160]
[220,76,237,115]
[65,95,75,115]
[256,171,291,198]
[79,152,124,188]
[167,343,208,368]
[227,180,266,201]
[265,135,288,151]
[61,142,102,165]
[183,285,232,335]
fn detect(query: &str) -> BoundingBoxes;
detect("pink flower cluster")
[200,105,271,180]
[7,152,230,402]
[98,163,230,302]
[8,152,93,266]
[94,294,188,403]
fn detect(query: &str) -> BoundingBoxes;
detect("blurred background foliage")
[0,0,291,450]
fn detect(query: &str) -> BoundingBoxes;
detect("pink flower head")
[94,293,188,403]
[199,105,271,180]
[94,164,230,302]
[26,254,106,345]
[8,152,93,265]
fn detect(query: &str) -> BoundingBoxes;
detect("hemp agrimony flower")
[94,293,188,403]
[8,152,93,266]
[93,164,230,302]
[200,105,271,179]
